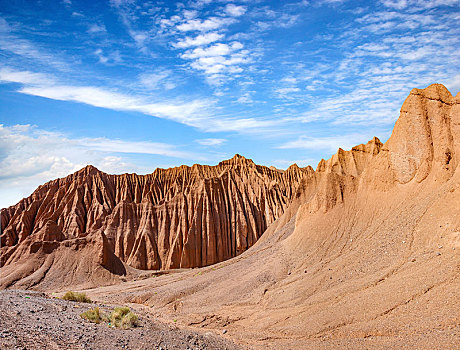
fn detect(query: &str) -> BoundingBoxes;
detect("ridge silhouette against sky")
[0,0,459,208]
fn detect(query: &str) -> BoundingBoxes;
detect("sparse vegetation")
[80,307,105,324]
[62,291,92,303]
[109,306,139,329]
[80,306,138,329]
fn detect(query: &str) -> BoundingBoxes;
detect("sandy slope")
[82,84,460,349]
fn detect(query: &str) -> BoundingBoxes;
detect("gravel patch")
[0,289,242,350]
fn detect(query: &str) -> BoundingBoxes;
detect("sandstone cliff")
[0,154,312,288]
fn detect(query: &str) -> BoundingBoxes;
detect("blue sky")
[0,0,459,208]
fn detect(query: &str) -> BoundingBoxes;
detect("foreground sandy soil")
[0,289,241,350]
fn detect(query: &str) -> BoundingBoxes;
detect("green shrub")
[80,307,106,323]
[62,291,92,303]
[109,306,138,329]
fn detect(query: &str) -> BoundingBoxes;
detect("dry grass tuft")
[62,291,92,303]
[80,307,106,323]
[109,306,139,329]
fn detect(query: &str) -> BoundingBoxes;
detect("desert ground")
[0,289,241,350]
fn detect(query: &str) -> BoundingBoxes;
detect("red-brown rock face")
[1,155,312,272]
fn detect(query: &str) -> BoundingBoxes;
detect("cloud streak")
[195,138,226,146]
[173,32,224,48]
[0,68,279,133]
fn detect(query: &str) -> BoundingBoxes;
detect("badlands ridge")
[1,84,459,349]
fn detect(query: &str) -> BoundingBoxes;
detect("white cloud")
[139,70,176,90]
[380,0,460,10]
[94,49,122,64]
[180,42,249,80]
[277,13,300,28]
[0,21,70,70]
[0,68,54,85]
[173,32,224,48]
[225,4,247,17]
[0,68,279,133]
[88,23,107,33]
[275,87,300,98]
[237,91,254,104]
[195,138,226,146]
[0,124,199,208]
[80,138,195,157]
[209,117,281,133]
[98,156,132,173]
[132,32,147,45]
[177,17,235,32]
[282,77,298,84]
[159,8,249,86]
[0,68,210,125]
[181,42,243,59]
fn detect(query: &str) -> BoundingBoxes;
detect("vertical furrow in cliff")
[200,188,208,266]
[219,172,233,260]
[214,180,226,263]
[184,191,204,268]
[227,175,238,257]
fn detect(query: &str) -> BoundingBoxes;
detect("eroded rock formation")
[0,154,312,283]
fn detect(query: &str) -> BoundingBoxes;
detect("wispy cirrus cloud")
[108,0,152,51]
[195,138,226,146]
[0,67,213,126]
[224,4,247,17]
[87,23,107,34]
[0,68,279,133]
[138,69,177,90]
[0,17,71,71]
[380,0,460,11]
[237,91,255,104]
[275,87,301,99]
[94,48,122,64]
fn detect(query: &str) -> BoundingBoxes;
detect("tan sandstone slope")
[82,84,459,349]
[0,154,311,289]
